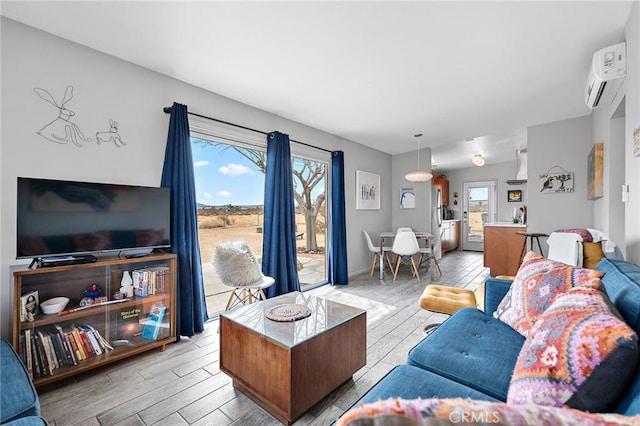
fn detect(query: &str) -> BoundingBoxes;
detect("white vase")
[121,270,133,287]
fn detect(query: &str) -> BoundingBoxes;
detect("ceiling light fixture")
[405,133,433,183]
[472,154,485,167]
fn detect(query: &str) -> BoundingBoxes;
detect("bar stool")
[517,231,549,266]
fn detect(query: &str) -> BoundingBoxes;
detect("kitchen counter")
[484,225,527,276]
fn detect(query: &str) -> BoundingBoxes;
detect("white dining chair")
[391,230,421,281]
[418,229,443,280]
[396,227,413,233]
[363,230,393,278]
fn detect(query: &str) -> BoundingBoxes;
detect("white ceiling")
[1,1,632,170]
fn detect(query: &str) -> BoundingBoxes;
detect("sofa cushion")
[494,251,603,337]
[508,285,638,412]
[407,308,524,401]
[0,339,40,423]
[357,365,499,405]
[597,257,640,334]
[337,397,640,426]
[583,241,606,269]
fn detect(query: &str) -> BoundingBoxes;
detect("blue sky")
[191,138,265,206]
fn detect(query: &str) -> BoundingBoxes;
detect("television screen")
[17,177,171,259]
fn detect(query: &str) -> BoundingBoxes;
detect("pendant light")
[405,133,433,183]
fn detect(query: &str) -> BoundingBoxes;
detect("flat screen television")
[16,177,171,259]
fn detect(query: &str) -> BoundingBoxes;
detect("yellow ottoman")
[419,284,477,315]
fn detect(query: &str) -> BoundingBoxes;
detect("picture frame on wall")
[539,168,574,193]
[507,189,522,203]
[400,188,415,209]
[355,170,380,210]
[587,143,603,200]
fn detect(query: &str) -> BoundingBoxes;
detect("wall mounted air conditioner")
[585,42,626,109]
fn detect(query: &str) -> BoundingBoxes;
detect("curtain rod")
[163,106,333,153]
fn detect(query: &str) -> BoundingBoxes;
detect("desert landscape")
[197,212,326,313]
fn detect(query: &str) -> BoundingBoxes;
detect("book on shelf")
[31,331,43,378]
[141,302,166,341]
[116,307,142,341]
[20,290,39,322]
[23,324,114,378]
[45,330,62,369]
[33,331,51,376]
[79,325,102,356]
[55,325,77,366]
[24,329,33,379]
[83,324,113,351]
[132,266,169,297]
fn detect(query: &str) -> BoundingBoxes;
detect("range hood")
[506,149,527,185]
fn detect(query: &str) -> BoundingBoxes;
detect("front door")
[462,181,496,251]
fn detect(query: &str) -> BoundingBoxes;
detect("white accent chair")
[212,241,275,311]
[363,230,393,278]
[391,230,421,281]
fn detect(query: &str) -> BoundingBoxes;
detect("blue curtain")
[262,131,300,297]
[328,151,348,285]
[161,102,208,338]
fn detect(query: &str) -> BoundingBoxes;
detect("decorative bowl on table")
[40,296,70,314]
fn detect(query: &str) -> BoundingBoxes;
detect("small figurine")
[84,284,102,299]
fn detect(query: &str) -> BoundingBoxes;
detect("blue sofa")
[351,257,640,417]
[0,339,46,425]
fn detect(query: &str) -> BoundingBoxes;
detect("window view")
[468,187,489,242]
[191,137,328,316]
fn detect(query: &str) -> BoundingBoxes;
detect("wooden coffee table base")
[220,312,366,425]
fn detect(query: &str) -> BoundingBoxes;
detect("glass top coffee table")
[219,291,367,425]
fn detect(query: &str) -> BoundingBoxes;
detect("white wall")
[0,18,392,338]
[623,2,640,264]
[527,115,594,250]
[441,161,523,224]
[391,148,433,233]
[592,1,640,263]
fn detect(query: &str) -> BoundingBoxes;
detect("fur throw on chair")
[213,240,264,287]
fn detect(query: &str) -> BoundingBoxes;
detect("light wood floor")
[38,250,489,426]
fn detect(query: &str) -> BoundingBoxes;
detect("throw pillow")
[337,398,640,426]
[507,284,638,412]
[583,241,606,269]
[493,251,603,336]
[212,240,263,287]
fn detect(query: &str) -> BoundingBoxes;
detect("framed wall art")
[587,143,604,200]
[400,188,415,209]
[539,166,574,193]
[507,189,522,202]
[356,170,380,210]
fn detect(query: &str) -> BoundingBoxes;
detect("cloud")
[217,190,232,198]
[218,163,251,176]
[193,160,209,168]
[203,192,212,199]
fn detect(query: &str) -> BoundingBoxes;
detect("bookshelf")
[12,253,176,387]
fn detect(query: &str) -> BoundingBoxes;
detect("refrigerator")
[431,187,443,260]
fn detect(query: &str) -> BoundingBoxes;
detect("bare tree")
[193,139,325,251]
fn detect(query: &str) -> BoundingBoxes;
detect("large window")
[191,135,328,316]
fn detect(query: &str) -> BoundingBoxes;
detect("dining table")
[378,231,434,280]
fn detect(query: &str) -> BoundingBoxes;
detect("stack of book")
[21,324,113,379]
[132,266,169,297]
